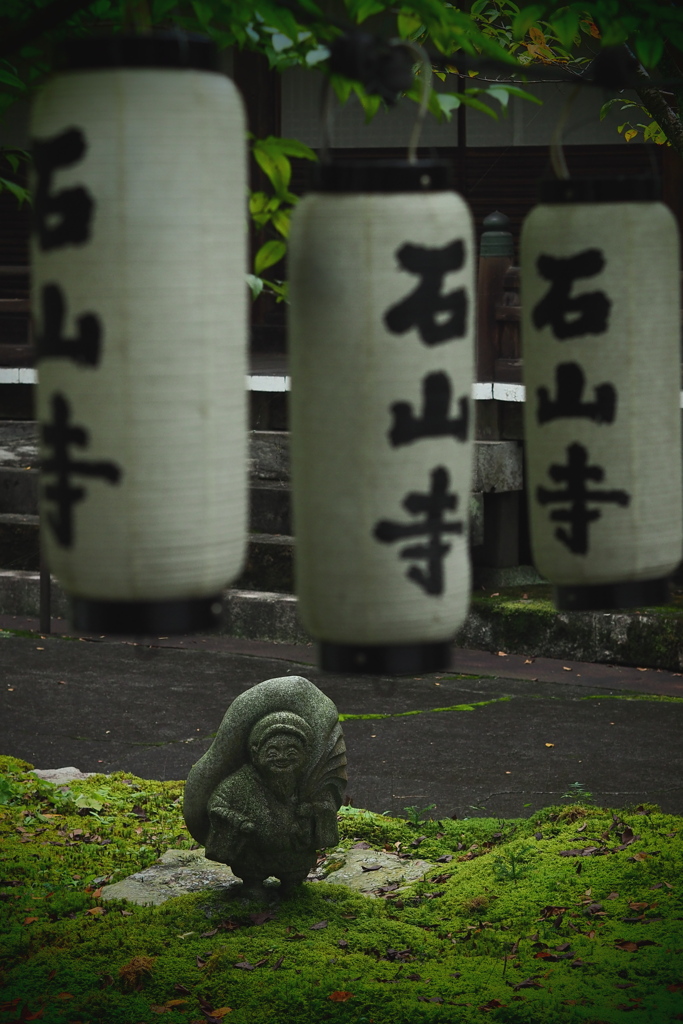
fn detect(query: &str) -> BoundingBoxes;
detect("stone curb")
[2,570,682,672]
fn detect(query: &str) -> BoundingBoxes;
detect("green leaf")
[599,97,625,120]
[599,22,628,48]
[0,69,26,90]
[191,0,213,28]
[88,0,112,14]
[408,0,454,27]
[548,7,580,48]
[271,209,291,238]
[397,12,423,38]
[634,34,664,68]
[293,0,324,14]
[486,86,510,108]
[493,84,542,105]
[460,93,498,119]
[264,136,317,161]
[252,143,291,196]
[435,93,460,121]
[246,274,265,299]
[511,3,546,39]
[643,120,667,144]
[351,83,382,122]
[331,74,354,105]
[74,794,104,811]
[0,177,30,205]
[255,1,303,42]
[305,45,330,66]
[263,278,289,302]
[271,32,294,52]
[0,775,22,804]
[350,0,386,23]
[254,239,286,275]
[152,0,179,18]
[248,191,271,215]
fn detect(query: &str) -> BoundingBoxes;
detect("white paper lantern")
[30,34,248,633]
[522,178,682,610]
[289,162,475,673]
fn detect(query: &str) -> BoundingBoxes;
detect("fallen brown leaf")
[249,910,276,926]
[328,991,353,1002]
[233,959,268,971]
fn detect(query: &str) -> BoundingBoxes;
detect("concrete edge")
[1,570,682,673]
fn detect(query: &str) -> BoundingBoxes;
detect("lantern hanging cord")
[320,76,335,164]
[393,39,432,164]
[550,83,581,180]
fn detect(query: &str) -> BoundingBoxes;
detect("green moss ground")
[1,755,682,1024]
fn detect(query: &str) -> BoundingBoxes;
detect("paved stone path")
[3,621,682,818]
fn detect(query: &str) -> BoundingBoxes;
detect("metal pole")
[457,74,467,197]
[39,536,51,634]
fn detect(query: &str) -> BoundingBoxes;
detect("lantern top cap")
[538,176,659,203]
[59,32,217,72]
[315,159,454,194]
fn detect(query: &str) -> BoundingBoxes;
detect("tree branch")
[634,67,683,159]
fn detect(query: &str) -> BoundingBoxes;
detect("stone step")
[0,423,519,580]
[0,507,488,588]
[250,481,291,535]
[0,467,38,515]
[0,422,524,493]
[3,568,683,673]
[0,467,292,534]
[0,512,40,573]
[234,533,294,594]
[248,430,524,493]
[0,513,295,590]
[0,570,312,645]
[0,469,482,549]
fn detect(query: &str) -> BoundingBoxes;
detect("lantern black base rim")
[71,595,223,635]
[554,577,671,612]
[319,641,451,675]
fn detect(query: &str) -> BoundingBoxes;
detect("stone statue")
[183,675,347,897]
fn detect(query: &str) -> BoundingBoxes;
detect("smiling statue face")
[254,733,306,778]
